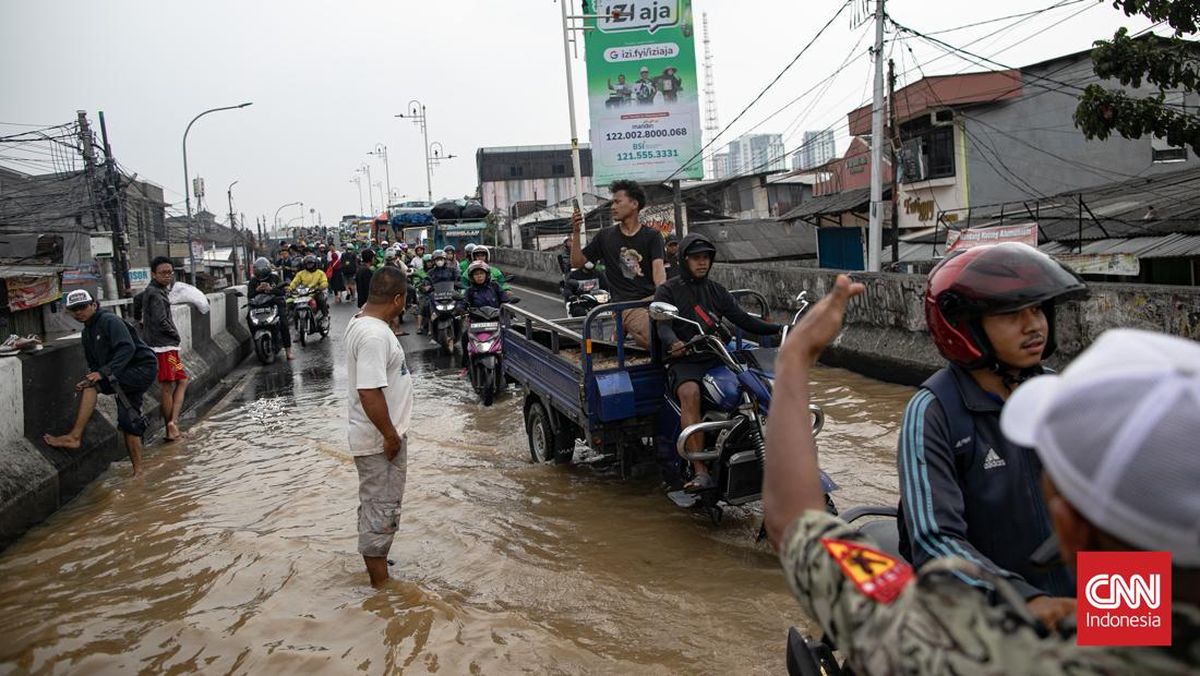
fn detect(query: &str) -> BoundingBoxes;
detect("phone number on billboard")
[605,128,689,141]
[616,149,680,161]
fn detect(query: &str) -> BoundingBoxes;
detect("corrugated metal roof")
[780,187,873,220]
[690,219,818,261]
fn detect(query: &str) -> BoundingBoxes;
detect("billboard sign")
[585,0,704,184]
[946,223,1038,253]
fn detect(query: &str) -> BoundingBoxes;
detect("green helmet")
[423,253,433,262]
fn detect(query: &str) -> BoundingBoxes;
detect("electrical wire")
[664,0,856,183]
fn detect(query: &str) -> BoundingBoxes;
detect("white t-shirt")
[345,314,413,456]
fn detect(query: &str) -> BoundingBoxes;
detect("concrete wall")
[0,288,251,551]
[490,247,1200,384]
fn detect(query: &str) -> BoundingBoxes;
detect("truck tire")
[526,401,573,464]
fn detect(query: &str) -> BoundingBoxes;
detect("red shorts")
[156,350,188,382]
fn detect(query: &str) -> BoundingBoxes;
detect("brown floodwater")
[0,304,913,675]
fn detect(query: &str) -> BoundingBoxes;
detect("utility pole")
[77,111,117,301]
[888,58,900,267]
[370,143,392,209]
[867,0,886,272]
[672,180,684,239]
[227,180,240,283]
[359,164,375,214]
[350,175,365,216]
[97,111,132,297]
[560,0,588,246]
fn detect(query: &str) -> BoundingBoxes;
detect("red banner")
[6,274,61,312]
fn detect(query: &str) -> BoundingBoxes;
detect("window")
[1152,93,1188,163]
[899,115,956,182]
[508,165,524,178]
[552,164,566,175]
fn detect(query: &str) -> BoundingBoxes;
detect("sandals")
[0,334,42,356]
[684,473,716,492]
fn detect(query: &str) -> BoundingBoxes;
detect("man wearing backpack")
[896,243,1088,630]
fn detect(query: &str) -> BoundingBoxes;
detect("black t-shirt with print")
[582,224,665,302]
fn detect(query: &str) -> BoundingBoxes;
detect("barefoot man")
[45,290,158,476]
[345,267,413,587]
[142,257,188,441]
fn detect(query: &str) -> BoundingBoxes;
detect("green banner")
[585,0,704,184]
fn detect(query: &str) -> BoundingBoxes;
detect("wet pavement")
[0,288,914,674]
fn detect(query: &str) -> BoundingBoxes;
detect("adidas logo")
[984,448,1006,470]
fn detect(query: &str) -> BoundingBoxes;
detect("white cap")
[64,289,94,309]
[1001,328,1200,565]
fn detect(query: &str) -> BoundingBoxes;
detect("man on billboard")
[633,66,657,105]
[656,66,682,103]
[607,74,632,107]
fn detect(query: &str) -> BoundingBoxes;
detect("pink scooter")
[465,305,505,406]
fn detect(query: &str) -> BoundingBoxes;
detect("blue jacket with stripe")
[895,365,1073,600]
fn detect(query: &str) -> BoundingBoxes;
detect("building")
[792,130,837,171]
[711,152,729,180]
[724,133,787,177]
[784,44,1199,274]
[476,144,596,246]
[683,169,811,221]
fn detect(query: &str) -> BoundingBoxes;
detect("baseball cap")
[1001,328,1200,565]
[64,289,94,309]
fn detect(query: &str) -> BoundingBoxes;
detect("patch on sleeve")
[821,538,914,604]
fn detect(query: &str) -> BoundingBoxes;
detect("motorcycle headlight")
[436,303,454,312]
[594,292,610,303]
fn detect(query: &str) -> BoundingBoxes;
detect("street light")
[273,200,302,236]
[396,100,436,202]
[182,101,253,284]
[357,164,375,214]
[368,143,393,210]
[349,176,364,216]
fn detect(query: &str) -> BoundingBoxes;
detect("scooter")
[562,264,610,317]
[429,280,462,355]
[247,291,284,364]
[289,285,330,347]
[651,293,837,525]
[465,305,505,406]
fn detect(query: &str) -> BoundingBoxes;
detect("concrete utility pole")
[559,0,588,246]
[77,111,117,301]
[97,111,132,296]
[350,175,365,216]
[227,180,241,283]
[867,0,886,272]
[358,164,375,214]
[888,58,900,267]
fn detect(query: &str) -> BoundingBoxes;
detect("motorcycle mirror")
[649,301,679,321]
[796,291,809,303]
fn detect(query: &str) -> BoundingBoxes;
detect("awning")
[0,265,66,311]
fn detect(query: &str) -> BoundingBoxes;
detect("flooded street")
[0,294,913,675]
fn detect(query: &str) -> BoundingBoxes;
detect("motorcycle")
[429,280,462,355]
[651,292,838,525]
[465,305,505,406]
[563,268,610,318]
[289,285,330,347]
[247,291,284,364]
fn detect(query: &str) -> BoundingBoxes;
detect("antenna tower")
[701,12,721,179]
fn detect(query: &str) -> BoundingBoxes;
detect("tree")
[1074,1,1200,155]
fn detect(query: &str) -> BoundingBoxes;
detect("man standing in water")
[345,267,413,587]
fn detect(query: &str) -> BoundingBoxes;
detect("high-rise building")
[793,130,837,170]
[725,133,786,177]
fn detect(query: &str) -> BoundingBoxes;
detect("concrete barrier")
[0,288,252,552]
[490,247,1200,385]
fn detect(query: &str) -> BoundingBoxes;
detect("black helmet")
[253,257,272,277]
[303,254,318,269]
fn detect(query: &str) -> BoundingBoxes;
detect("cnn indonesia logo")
[1077,551,1172,646]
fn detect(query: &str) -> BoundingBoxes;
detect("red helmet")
[925,242,1088,370]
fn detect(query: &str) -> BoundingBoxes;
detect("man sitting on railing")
[654,233,782,491]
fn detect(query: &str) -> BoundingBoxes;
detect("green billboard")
[584,0,704,184]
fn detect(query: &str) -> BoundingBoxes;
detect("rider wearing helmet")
[463,260,512,309]
[461,243,477,275]
[288,254,330,318]
[653,233,783,491]
[460,245,509,290]
[443,244,457,264]
[426,249,458,285]
[250,257,294,360]
[897,242,1089,627]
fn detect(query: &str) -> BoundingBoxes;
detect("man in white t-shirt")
[345,266,414,587]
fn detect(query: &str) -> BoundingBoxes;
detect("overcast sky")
[0,1,1153,229]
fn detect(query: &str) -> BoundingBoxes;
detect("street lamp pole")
[370,143,392,210]
[396,100,434,202]
[182,101,253,284]
[226,180,243,284]
[274,200,302,236]
[350,176,364,216]
[358,164,375,214]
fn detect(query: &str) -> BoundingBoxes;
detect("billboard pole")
[560,0,588,246]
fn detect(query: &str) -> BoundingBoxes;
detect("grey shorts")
[353,438,408,557]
